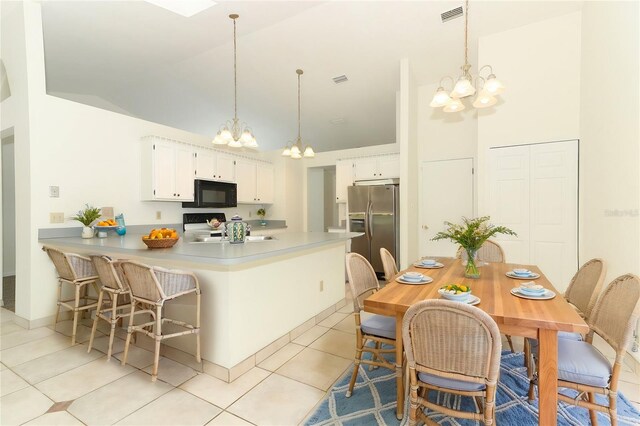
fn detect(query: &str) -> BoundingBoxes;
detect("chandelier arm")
[478,65,494,77]
[439,75,455,90]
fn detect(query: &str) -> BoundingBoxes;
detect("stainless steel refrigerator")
[348,180,399,276]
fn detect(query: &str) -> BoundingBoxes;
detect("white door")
[153,142,176,200]
[420,158,474,257]
[216,154,236,182]
[378,154,400,178]
[335,160,353,203]
[256,164,274,204]
[174,147,195,201]
[487,140,578,289]
[353,158,378,180]
[195,150,216,180]
[235,159,256,203]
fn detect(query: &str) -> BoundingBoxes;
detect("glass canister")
[225,215,247,244]
[115,213,127,236]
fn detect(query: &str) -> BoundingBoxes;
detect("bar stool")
[86,255,133,360]
[119,261,201,382]
[43,246,100,345]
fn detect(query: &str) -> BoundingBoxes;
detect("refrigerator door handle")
[368,202,374,238]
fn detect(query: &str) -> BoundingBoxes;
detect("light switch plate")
[156,211,162,220]
[50,212,65,223]
[49,186,59,198]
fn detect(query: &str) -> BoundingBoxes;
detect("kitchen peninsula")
[39,231,360,381]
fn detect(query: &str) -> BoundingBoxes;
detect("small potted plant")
[72,204,101,239]
[257,208,267,226]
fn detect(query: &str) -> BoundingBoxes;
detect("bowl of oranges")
[141,228,179,249]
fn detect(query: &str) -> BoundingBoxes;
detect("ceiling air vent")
[332,75,348,84]
[441,6,463,23]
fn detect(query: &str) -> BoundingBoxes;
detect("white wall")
[2,136,15,276]
[579,1,639,359]
[477,12,582,215]
[323,168,337,230]
[306,168,324,232]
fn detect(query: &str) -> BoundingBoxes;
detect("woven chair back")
[563,258,606,320]
[120,261,165,303]
[458,240,505,263]
[90,255,127,291]
[346,253,380,312]
[43,246,77,280]
[403,300,501,383]
[588,274,640,355]
[379,248,398,282]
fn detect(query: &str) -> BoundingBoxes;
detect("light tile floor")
[1,297,639,425]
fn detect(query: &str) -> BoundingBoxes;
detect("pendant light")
[282,69,315,159]
[430,0,505,112]
[213,14,257,148]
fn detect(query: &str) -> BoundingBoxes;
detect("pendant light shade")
[443,98,465,113]
[281,146,291,156]
[451,77,476,98]
[281,69,315,159]
[303,146,315,158]
[484,74,505,95]
[472,90,497,108]
[429,87,451,107]
[212,14,258,149]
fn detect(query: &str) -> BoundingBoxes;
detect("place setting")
[413,258,444,269]
[395,271,433,285]
[438,284,481,306]
[510,281,556,300]
[505,268,540,280]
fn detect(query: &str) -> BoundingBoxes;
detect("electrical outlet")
[319,280,324,292]
[249,211,252,217]
[156,211,162,220]
[50,212,65,223]
[49,186,60,198]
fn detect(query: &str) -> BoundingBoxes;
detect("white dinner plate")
[396,276,433,285]
[438,294,481,306]
[413,262,444,269]
[510,288,556,300]
[506,271,540,280]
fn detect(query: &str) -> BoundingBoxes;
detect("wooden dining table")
[364,258,589,425]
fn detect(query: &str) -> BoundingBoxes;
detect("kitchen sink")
[192,235,276,243]
[245,236,276,241]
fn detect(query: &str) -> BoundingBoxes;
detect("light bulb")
[451,77,475,98]
[484,74,505,95]
[443,98,465,113]
[281,146,291,156]
[290,145,301,156]
[213,133,226,145]
[429,87,451,108]
[303,146,315,158]
[240,130,253,143]
[220,128,232,141]
[228,139,242,148]
[472,90,497,108]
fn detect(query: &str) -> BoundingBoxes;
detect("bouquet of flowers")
[432,216,516,277]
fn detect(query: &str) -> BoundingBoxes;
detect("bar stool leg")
[152,304,162,382]
[195,291,202,363]
[53,279,63,330]
[122,301,136,366]
[87,289,105,353]
[107,293,118,360]
[71,284,81,345]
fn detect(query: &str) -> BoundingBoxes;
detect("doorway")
[2,134,16,311]
[307,166,338,232]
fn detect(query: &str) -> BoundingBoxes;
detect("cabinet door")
[216,154,236,182]
[235,159,257,203]
[378,154,400,178]
[256,163,274,204]
[153,142,176,199]
[353,158,378,180]
[335,160,353,203]
[195,150,216,180]
[175,146,195,201]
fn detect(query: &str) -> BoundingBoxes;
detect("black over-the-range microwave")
[182,179,237,208]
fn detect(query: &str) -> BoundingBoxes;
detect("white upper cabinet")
[335,159,354,203]
[194,149,216,180]
[141,137,195,201]
[216,153,236,182]
[236,160,274,204]
[353,154,400,180]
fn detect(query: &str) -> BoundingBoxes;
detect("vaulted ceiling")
[42,1,582,152]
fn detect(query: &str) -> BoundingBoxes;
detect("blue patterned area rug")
[304,352,640,425]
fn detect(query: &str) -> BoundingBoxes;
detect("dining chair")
[524,258,607,394]
[456,240,505,263]
[86,255,133,360]
[345,253,397,398]
[380,247,399,283]
[119,261,202,382]
[43,246,100,345]
[403,299,502,426]
[529,273,639,425]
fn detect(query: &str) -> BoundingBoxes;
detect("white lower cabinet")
[141,137,195,201]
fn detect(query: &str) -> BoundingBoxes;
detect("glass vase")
[465,248,480,279]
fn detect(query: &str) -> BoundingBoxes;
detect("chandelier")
[213,14,257,148]
[430,0,505,112]
[282,69,315,159]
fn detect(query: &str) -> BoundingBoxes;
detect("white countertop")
[39,231,361,266]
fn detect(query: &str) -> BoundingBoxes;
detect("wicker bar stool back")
[379,248,399,283]
[344,253,397,398]
[119,261,201,382]
[43,246,100,345]
[87,255,133,360]
[403,300,502,426]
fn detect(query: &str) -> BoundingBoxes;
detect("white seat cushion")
[360,314,396,340]
[527,331,583,355]
[557,339,612,388]
[418,372,486,392]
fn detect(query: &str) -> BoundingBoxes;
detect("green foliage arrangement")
[257,208,266,219]
[72,204,101,227]
[431,216,517,250]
